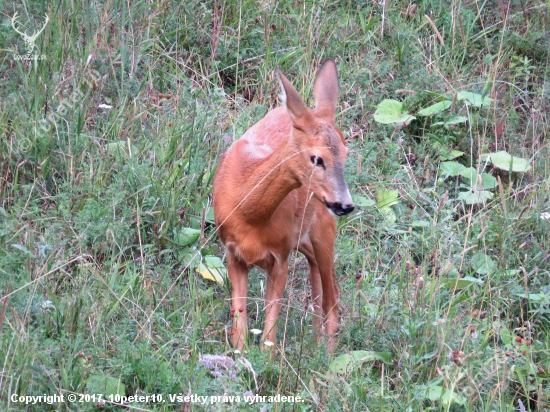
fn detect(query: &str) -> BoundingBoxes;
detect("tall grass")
[1,0,549,410]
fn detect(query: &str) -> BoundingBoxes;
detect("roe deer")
[213,60,354,353]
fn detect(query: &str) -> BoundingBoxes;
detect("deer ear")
[313,59,340,120]
[276,69,310,125]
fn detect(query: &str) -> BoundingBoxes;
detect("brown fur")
[213,60,354,352]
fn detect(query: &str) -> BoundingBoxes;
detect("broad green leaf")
[196,255,227,285]
[189,216,202,229]
[481,173,498,189]
[503,269,520,276]
[515,292,548,301]
[457,91,493,107]
[417,100,451,116]
[442,276,484,289]
[175,246,198,266]
[440,161,465,177]
[483,151,531,172]
[457,189,493,204]
[459,167,478,182]
[471,252,497,274]
[87,373,125,396]
[439,148,464,160]
[329,351,392,374]
[499,328,513,345]
[424,385,466,407]
[352,195,376,207]
[459,168,497,191]
[373,99,416,125]
[205,207,215,223]
[377,189,399,209]
[431,115,469,127]
[172,227,201,246]
[200,246,217,256]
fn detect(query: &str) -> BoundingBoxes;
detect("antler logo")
[11,12,49,55]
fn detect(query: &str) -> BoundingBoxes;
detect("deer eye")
[310,155,325,168]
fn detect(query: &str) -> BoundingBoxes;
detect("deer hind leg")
[298,238,323,339]
[310,208,339,353]
[261,258,289,349]
[226,249,249,349]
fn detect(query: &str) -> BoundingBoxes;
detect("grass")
[1,0,549,410]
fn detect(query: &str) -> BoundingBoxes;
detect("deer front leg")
[311,209,339,353]
[227,250,249,349]
[298,238,323,339]
[261,259,289,349]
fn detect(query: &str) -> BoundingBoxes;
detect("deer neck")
[236,139,303,225]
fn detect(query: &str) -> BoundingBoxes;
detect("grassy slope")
[1,0,549,410]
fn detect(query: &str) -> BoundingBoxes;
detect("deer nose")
[325,201,355,216]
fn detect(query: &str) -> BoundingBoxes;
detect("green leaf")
[172,227,201,246]
[459,167,478,182]
[499,328,513,345]
[515,292,547,301]
[352,195,376,207]
[11,244,32,255]
[411,220,431,227]
[457,190,494,204]
[373,99,416,125]
[105,141,138,157]
[424,385,466,407]
[481,173,498,189]
[205,207,215,223]
[202,170,212,186]
[483,151,531,172]
[503,269,520,276]
[439,148,464,160]
[471,252,497,274]
[440,161,465,177]
[175,246,199,266]
[329,351,392,374]
[431,115,469,127]
[200,246,217,256]
[87,373,125,396]
[417,100,451,116]
[457,91,493,107]
[376,188,398,226]
[442,276,484,289]
[459,168,497,191]
[379,207,396,226]
[196,255,227,285]
[377,189,399,209]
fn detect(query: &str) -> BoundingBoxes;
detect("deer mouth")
[324,199,354,216]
